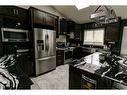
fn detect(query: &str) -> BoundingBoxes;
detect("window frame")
[83,28,105,46]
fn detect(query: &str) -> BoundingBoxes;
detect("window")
[83,28,105,46]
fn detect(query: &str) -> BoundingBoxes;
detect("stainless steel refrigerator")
[34,28,56,76]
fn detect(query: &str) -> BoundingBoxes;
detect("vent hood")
[90,6,118,24]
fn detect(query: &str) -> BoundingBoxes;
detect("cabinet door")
[17,53,34,76]
[56,50,64,66]
[3,17,28,29]
[75,24,81,40]
[67,21,75,33]
[0,6,14,16]
[0,6,27,20]
[45,14,55,26]
[60,18,67,34]
[69,65,81,89]
[105,22,119,43]
[54,16,59,38]
[15,7,28,20]
[33,9,45,25]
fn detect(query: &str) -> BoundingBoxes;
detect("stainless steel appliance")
[81,74,97,89]
[34,28,56,75]
[1,28,29,42]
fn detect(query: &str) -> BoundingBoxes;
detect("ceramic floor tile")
[31,79,41,89]
[31,64,69,89]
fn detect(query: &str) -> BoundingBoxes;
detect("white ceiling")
[53,6,127,24]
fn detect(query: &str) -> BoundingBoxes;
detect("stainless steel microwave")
[1,28,29,42]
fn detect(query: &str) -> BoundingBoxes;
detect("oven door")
[81,74,97,89]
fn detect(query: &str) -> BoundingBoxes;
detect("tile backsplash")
[56,35,66,42]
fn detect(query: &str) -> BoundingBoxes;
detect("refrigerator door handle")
[37,56,56,61]
[45,34,49,51]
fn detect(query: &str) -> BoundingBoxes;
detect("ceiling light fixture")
[90,6,118,24]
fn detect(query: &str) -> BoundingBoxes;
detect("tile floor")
[31,64,69,89]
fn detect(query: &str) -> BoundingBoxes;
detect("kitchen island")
[69,52,127,89]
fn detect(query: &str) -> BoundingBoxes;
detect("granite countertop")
[56,47,75,51]
[71,52,127,86]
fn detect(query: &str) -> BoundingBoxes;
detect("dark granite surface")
[71,52,127,86]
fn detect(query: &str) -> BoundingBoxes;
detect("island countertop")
[70,52,127,86]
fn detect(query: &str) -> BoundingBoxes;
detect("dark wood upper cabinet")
[0,6,27,20]
[30,7,58,28]
[74,24,81,40]
[29,7,59,38]
[0,6,28,29]
[45,14,56,26]
[104,22,120,43]
[32,8,45,25]
[67,20,75,33]
[60,18,68,35]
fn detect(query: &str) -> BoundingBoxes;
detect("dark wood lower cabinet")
[69,65,113,89]
[17,53,34,76]
[69,65,81,89]
[56,50,64,66]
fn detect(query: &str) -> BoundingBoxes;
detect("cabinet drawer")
[57,50,64,53]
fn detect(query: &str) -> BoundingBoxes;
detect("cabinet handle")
[14,9,16,14]
[16,10,18,15]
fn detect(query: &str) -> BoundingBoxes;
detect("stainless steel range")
[34,28,56,76]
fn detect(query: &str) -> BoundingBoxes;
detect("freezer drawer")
[35,56,56,75]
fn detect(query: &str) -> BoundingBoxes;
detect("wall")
[120,26,127,55]
[56,35,66,42]
[113,19,127,89]
[19,6,64,18]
